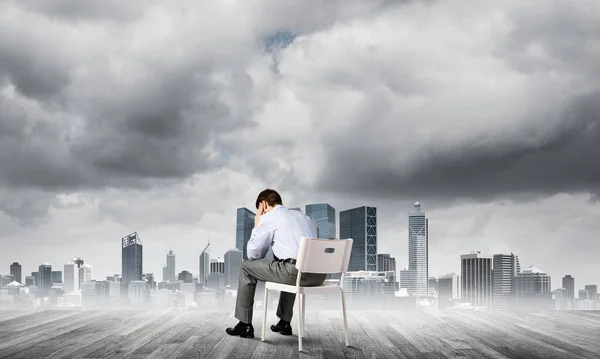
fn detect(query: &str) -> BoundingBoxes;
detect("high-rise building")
[578,290,589,300]
[64,262,80,294]
[399,268,415,294]
[461,251,492,308]
[492,253,518,310]
[51,271,63,284]
[515,266,551,297]
[122,232,143,283]
[408,202,428,296]
[562,275,575,300]
[210,258,225,274]
[32,271,39,287]
[224,249,243,288]
[38,263,53,297]
[377,254,396,273]
[166,250,176,282]
[438,273,462,306]
[162,266,168,282]
[9,262,22,284]
[340,206,377,271]
[306,203,336,239]
[178,270,193,283]
[199,251,210,287]
[81,264,92,283]
[236,208,255,260]
[72,257,84,288]
[584,285,598,301]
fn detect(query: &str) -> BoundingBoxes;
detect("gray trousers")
[235,259,326,324]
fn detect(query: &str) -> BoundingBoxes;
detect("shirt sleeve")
[246,218,275,260]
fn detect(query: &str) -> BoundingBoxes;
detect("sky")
[1,0,599,290]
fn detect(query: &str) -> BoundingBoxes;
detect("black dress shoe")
[226,321,255,338]
[270,319,292,335]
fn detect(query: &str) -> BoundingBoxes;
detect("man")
[226,189,326,339]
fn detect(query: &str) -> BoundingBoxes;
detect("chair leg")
[297,293,303,351]
[261,288,268,342]
[301,293,306,338]
[340,289,349,346]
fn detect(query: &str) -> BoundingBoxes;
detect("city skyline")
[1,0,600,292]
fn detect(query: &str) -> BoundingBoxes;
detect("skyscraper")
[236,208,255,260]
[340,206,377,271]
[52,271,63,284]
[38,263,52,297]
[584,285,598,301]
[438,273,461,307]
[562,275,575,300]
[10,262,22,284]
[408,202,428,296]
[210,258,225,274]
[166,250,176,282]
[64,262,79,294]
[81,264,92,283]
[199,244,210,287]
[72,257,84,288]
[377,254,396,273]
[461,251,492,308]
[122,232,143,283]
[492,253,518,310]
[224,249,243,288]
[305,203,336,239]
[515,266,551,298]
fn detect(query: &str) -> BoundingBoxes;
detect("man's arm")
[246,218,274,260]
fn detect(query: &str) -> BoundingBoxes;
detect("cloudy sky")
[1,0,599,290]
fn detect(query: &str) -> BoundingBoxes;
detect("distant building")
[122,232,143,283]
[492,253,519,310]
[562,275,575,300]
[236,208,255,260]
[72,258,84,288]
[343,271,396,309]
[584,285,597,301]
[340,206,377,271]
[52,271,63,284]
[516,266,551,297]
[81,264,92,283]
[399,268,416,295]
[408,202,428,296]
[224,249,243,288]
[178,270,193,283]
[461,251,492,308]
[199,251,210,287]
[166,250,176,283]
[10,262,22,284]
[578,289,589,301]
[306,203,336,239]
[438,273,461,308]
[210,259,225,274]
[38,263,53,297]
[64,262,80,294]
[377,254,396,273]
[207,273,225,290]
[428,277,438,296]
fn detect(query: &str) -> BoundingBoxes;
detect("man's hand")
[254,201,266,228]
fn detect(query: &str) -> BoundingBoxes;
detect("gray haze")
[0,0,599,289]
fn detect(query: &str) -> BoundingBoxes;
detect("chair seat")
[265,281,342,294]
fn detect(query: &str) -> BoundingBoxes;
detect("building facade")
[492,253,519,310]
[340,206,377,271]
[461,252,492,308]
[305,203,336,239]
[562,275,575,300]
[224,249,243,288]
[9,262,22,284]
[38,263,53,297]
[408,202,428,296]
[236,208,255,260]
[438,273,461,307]
[166,250,176,283]
[377,254,396,273]
[122,232,143,283]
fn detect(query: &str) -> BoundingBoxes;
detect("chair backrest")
[295,237,353,274]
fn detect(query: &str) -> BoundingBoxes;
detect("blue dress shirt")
[246,205,317,260]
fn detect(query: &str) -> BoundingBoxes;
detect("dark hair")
[255,189,283,209]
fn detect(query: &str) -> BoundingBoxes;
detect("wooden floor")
[0,309,599,358]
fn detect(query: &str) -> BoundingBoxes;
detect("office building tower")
[377,254,396,273]
[166,250,176,282]
[515,266,551,296]
[461,251,492,308]
[428,277,438,295]
[52,271,63,284]
[408,202,428,296]
[340,206,377,271]
[562,275,575,300]
[25,276,34,286]
[492,253,518,310]
[38,263,53,297]
[10,262,22,284]
[399,268,416,294]
[32,271,39,287]
[81,264,92,283]
[584,285,597,301]
[438,273,461,305]
[162,266,168,282]
[578,290,589,300]
[64,262,79,294]
[178,270,193,283]
[122,232,143,283]
[224,249,243,288]
[72,257,84,288]
[199,251,210,287]
[236,207,255,260]
[306,203,336,239]
[210,258,225,274]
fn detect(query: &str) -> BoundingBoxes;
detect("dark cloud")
[16,0,145,23]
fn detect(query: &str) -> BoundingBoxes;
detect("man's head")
[255,189,283,213]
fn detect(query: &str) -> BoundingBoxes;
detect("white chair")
[261,237,354,352]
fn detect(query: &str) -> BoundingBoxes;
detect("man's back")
[247,205,316,260]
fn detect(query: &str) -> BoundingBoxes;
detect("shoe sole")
[271,328,292,336]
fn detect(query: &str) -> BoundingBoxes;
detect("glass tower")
[236,208,255,260]
[122,232,143,283]
[408,202,428,296]
[492,253,518,310]
[305,203,336,239]
[340,206,377,271]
